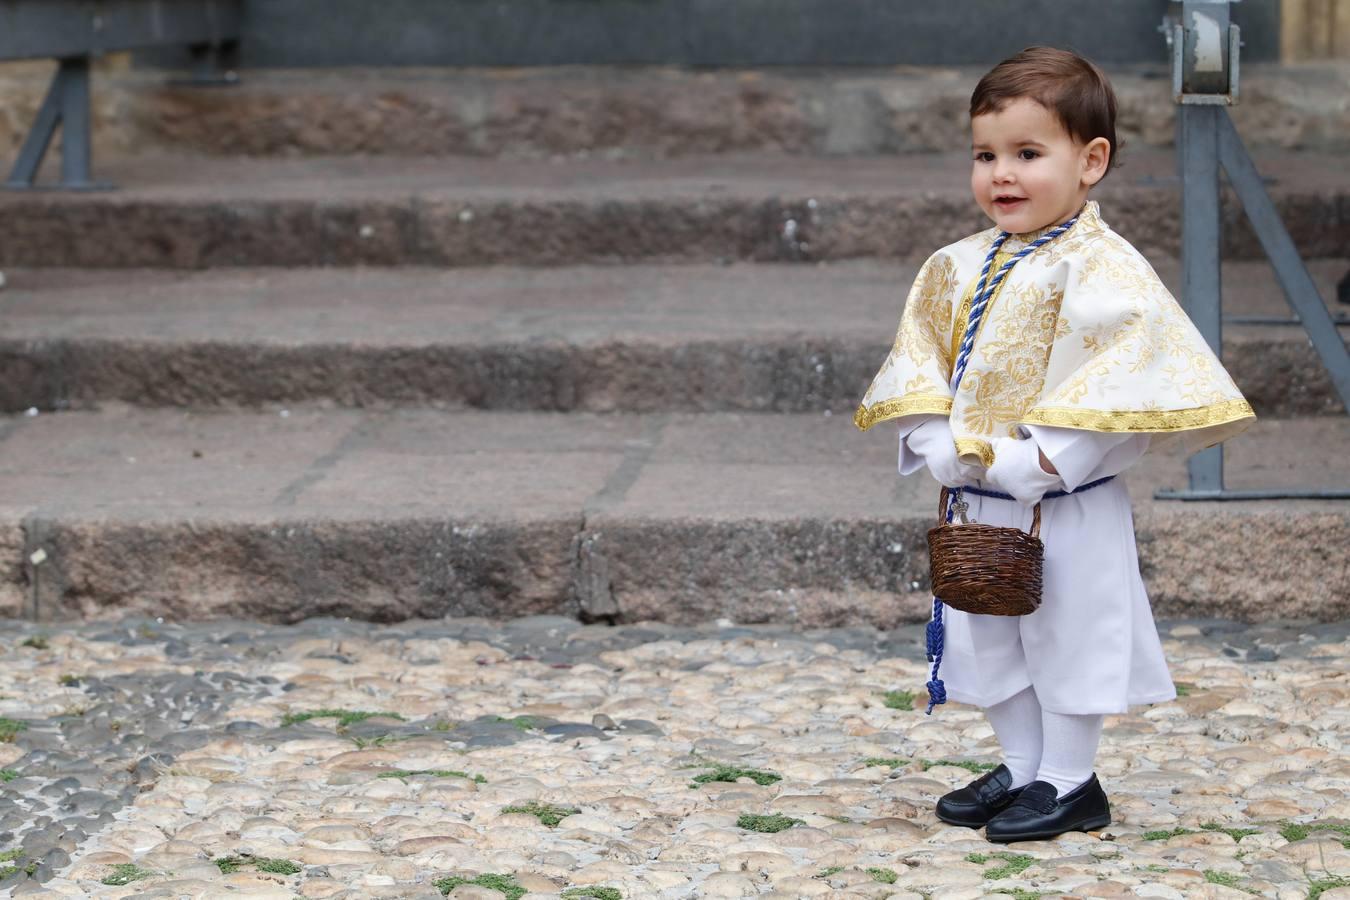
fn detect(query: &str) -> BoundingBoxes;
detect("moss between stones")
[689,764,782,788]
[20,636,48,650]
[0,770,15,783]
[280,708,405,729]
[493,715,538,731]
[1280,821,1350,847]
[861,757,909,768]
[561,888,623,900]
[0,719,26,743]
[213,856,300,876]
[378,768,486,784]
[1201,823,1262,841]
[922,759,997,774]
[881,690,916,710]
[500,802,580,827]
[1142,826,1196,841]
[736,813,802,833]
[1202,869,1244,889]
[966,852,1034,880]
[866,867,898,884]
[1310,876,1350,900]
[100,863,156,886]
[434,873,526,898]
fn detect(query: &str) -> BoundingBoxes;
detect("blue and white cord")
[924,212,1080,715]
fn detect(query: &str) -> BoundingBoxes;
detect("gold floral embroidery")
[894,254,959,370]
[958,279,1065,434]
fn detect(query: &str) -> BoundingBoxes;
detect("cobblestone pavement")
[0,616,1347,900]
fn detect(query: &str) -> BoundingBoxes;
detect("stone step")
[3,63,1347,160]
[0,408,1345,625]
[1,262,1345,417]
[3,153,1350,267]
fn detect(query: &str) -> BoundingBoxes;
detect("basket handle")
[938,486,1042,538]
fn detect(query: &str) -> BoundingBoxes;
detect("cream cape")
[854,201,1255,466]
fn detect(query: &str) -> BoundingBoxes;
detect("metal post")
[3,56,110,191]
[1156,0,1349,501]
[1180,103,1224,494]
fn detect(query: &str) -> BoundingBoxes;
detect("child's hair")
[970,46,1121,179]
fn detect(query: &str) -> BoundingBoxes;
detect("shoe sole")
[985,813,1112,843]
[935,810,998,829]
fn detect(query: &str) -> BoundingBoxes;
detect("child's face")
[970,96,1110,235]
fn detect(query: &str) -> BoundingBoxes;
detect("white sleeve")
[897,414,943,476]
[1022,424,1152,491]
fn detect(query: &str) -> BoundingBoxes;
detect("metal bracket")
[169,39,242,87]
[1156,0,1350,502]
[3,56,112,192]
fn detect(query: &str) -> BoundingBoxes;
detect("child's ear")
[1082,137,1111,187]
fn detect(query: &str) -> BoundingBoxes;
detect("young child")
[854,47,1254,843]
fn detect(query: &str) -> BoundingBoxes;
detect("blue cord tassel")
[925,595,947,715]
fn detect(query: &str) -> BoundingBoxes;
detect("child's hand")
[907,418,982,488]
[986,437,1063,506]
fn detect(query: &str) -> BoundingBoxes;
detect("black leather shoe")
[935,764,1025,828]
[985,774,1112,843]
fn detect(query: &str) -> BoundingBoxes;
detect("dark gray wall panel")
[143,0,1281,68]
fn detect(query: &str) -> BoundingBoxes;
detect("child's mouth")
[994,197,1027,211]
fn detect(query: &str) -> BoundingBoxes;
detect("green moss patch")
[0,770,15,783]
[736,813,802,833]
[280,708,404,729]
[0,719,26,743]
[861,757,908,768]
[881,690,916,710]
[1200,823,1262,842]
[1142,826,1196,841]
[435,873,526,898]
[689,765,782,788]
[1280,820,1350,847]
[500,801,580,827]
[867,867,898,884]
[378,768,486,784]
[1202,870,1244,889]
[493,716,538,731]
[922,759,997,774]
[971,852,1036,880]
[20,636,48,650]
[561,889,623,900]
[1311,876,1350,900]
[213,856,300,876]
[100,863,156,886]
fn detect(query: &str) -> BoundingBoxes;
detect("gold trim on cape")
[854,395,953,431]
[1021,399,1255,433]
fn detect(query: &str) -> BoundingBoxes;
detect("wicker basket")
[927,486,1044,616]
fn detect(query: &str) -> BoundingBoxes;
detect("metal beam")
[1216,111,1350,411]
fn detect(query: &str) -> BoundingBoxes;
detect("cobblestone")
[0,615,1346,898]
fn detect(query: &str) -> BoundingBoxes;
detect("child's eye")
[974,152,995,162]
[1019,149,1039,160]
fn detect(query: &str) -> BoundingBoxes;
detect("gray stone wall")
[158,0,1281,67]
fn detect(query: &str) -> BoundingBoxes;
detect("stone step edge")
[2,64,1348,159]
[6,506,1346,626]
[4,190,1350,267]
[1,333,1341,419]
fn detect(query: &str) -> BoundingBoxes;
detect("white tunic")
[899,416,1176,715]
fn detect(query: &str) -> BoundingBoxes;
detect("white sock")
[983,686,1043,789]
[1036,709,1105,797]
